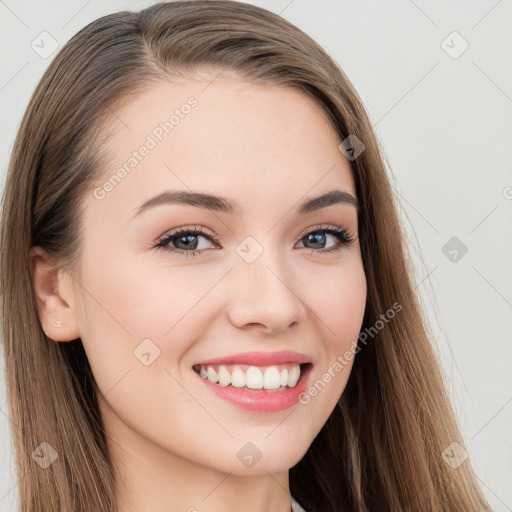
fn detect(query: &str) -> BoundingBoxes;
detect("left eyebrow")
[296,189,359,214]
[131,188,359,219]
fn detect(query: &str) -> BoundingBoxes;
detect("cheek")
[330,269,367,348]
[74,254,216,426]
[302,257,367,348]
[292,260,366,431]
[75,253,225,375]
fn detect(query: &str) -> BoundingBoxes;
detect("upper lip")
[194,350,312,367]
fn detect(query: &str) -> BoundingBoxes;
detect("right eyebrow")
[131,190,240,218]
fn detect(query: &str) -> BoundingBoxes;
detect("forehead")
[86,75,356,221]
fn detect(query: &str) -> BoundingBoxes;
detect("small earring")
[54,320,62,328]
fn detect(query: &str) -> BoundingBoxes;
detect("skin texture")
[30,73,367,512]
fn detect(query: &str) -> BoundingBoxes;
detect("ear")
[29,246,81,342]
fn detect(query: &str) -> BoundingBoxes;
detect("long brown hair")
[0,1,491,510]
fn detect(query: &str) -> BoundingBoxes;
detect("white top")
[290,492,308,512]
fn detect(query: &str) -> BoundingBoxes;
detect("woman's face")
[46,74,366,486]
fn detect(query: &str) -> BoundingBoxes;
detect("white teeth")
[218,365,231,387]
[206,367,219,383]
[263,366,281,389]
[245,366,263,389]
[196,363,304,390]
[231,368,246,388]
[280,368,288,387]
[287,365,300,387]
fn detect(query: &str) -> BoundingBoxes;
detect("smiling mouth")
[192,362,311,392]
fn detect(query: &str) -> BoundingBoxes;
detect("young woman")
[0,1,492,511]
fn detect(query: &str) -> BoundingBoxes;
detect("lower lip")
[194,364,313,413]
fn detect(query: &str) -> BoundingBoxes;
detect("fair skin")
[30,72,367,512]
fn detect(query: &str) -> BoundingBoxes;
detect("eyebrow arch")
[132,189,359,218]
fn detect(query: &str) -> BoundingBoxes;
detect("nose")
[227,243,307,334]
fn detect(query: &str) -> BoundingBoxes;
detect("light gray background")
[1,1,511,511]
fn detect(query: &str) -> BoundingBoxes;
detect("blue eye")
[154,224,356,258]
[154,226,216,258]
[297,226,355,253]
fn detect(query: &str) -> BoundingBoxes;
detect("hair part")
[0,1,491,511]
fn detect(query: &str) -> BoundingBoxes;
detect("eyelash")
[154,224,356,259]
